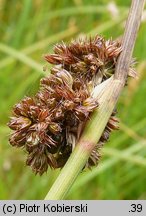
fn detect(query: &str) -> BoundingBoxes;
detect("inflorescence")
[8,35,135,175]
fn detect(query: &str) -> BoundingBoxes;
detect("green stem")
[45,0,145,200]
[45,141,90,199]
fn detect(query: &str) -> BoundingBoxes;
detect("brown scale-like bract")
[8,35,130,175]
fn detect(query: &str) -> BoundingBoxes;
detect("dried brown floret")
[26,145,57,175]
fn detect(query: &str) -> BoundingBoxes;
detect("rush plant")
[7,0,145,200]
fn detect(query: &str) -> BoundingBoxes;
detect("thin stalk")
[45,0,145,200]
[115,0,145,81]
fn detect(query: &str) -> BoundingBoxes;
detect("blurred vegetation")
[0,0,146,200]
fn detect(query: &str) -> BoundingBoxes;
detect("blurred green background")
[0,0,146,200]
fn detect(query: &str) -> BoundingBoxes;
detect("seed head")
[8,35,135,175]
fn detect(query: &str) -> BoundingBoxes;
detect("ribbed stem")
[45,0,145,200]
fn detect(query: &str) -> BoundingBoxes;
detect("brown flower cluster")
[8,35,123,175]
[45,36,122,86]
